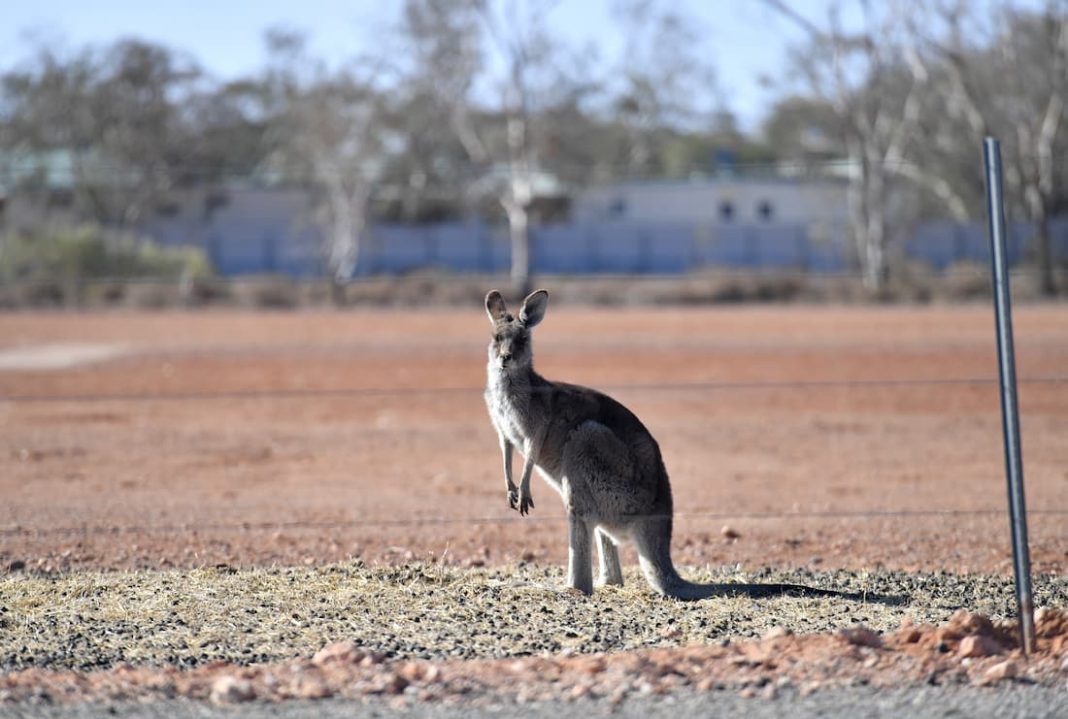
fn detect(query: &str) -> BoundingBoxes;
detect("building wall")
[574,178,849,226]
[120,187,1068,277]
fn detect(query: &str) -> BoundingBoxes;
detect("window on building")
[719,200,734,222]
[757,200,774,221]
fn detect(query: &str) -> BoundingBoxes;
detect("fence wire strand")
[5,375,1068,404]
[5,508,1068,539]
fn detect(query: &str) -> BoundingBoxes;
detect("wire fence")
[4,508,1068,540]
[6,373,1067,536]
[4,312,1067,549]
[5,374,1068,404]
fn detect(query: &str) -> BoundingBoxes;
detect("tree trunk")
[324,182,369,294]
[1023,178,1057,297]
[502,104,534,297]
[1035,217,1056,297]
[506,201,531,296]
[863,161,889,292]
[846,140,890,293]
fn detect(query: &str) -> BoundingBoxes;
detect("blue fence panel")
[276,228,321,276]
[696,224,816,269]
[752,224,806,268]
[367,222,499,274]
[588,225,643,273]
[1051,218,1068,259]
[908,220,1051,269]
[562,222,695,274]
[182,214,1068,278]
[440,223,492,271]
[209,232,274,275]
[532,225,588,273]
[908,221,968,269]
[368,226,433,274]
[647,224,694,273]
[712,226,754,267]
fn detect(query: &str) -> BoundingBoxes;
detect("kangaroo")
[482,288,712,599]
[483,289,850,601]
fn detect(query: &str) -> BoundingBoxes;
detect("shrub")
[0,223,213,284]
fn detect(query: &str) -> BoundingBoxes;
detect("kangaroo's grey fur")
[483,288,719,599]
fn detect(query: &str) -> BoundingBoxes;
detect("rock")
[958,635,1004,659]
[296,677,333,699]
[398,661,434,682]
[373,672,409,695]
[839,625,883,649]
[901,628,923,644]
[569,684,591,699]
[948,610,995,636]
[7,560,25,572]
[575,657,606,675]
[721,526,741,541]
[763,626,793,640]
[210,676,254,704]
[695,677,717,691]
[982,659,1018,684]
[359,652,386,667]
[312,641,364,666]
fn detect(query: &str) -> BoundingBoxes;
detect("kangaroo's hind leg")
[596,528,623,587]
[567,513,594,595]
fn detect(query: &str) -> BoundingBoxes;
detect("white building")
[574,176,849,229]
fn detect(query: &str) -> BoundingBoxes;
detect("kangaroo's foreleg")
[515,436,541,515]
[500,438,519,509]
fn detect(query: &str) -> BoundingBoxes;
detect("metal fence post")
[982,136,1036,655]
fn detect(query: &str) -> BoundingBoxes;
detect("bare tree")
[264,31,389,285]
[402,0,570,294]
[479,1,557,293]
[919,0,1068,295]
[610,0,719,177]
[0,40,200,229]
[764,0,945,290]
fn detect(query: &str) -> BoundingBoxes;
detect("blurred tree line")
[0,0,1065,294]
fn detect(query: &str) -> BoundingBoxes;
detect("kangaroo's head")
[484,289,548,372]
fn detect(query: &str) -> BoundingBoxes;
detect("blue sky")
[0,1,844,131]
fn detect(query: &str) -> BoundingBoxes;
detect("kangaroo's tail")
[634,518,850,601]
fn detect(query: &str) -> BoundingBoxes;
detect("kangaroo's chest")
[486,388,531,447]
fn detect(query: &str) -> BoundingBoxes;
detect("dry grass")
[2,562,1065,672]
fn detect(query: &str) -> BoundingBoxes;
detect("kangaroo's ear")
[519,289,549,328]
[485,290,509,324]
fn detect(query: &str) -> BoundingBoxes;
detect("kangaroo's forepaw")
[519,492,534,515]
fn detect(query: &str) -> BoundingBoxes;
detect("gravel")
[2,561,1066,672]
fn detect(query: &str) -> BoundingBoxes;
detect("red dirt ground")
[2,304,1067,576]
